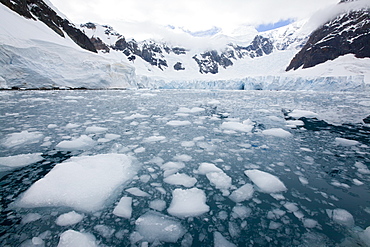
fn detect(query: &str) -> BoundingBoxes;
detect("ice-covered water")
[0,89,369,246]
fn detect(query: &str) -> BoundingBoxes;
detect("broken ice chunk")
[229,183,254,203]
[126,187,150,197]
[167,188,209,218]
[1,131,43,148]
[149,199,166,211]
[262,128,292,138]
[0,153,43,172]
[326,208,355,227]
[113,197,132,219]
[135,211,185,243]
[244,169,287,194]
[214,231,236,247]
[85,126,108,134]
[288,110,318,119]
[166,120,192,126]
[221,121,254,132]
[55,211,84,226]
[57,230,97,247]
[163,173,197,187]
[335,137,359,146]
[56,135,96,151]
[197,163,223,174]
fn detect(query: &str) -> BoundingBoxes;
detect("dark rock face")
[286,8,370,71]
[193,50,234,74]
[0,0,97,53]
[174,62,185,71]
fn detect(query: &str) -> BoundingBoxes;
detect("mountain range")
[0,0,369,90]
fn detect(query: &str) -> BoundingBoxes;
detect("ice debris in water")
[0,153,43,171]
[177,107,205,113]
[125,187,150,197]
[214,231,236,247]
[335,137,360,146]
[288,110,318,119]
[163,173,197,187]
[244,169,287,193]
[16,154,139,212]
[57,230,97,247]
[1,131,43,148]
[221,120,254,132]
[113,197,132,219]
[55,211,84,226]
[56,135,96,151]
[85,126,108,134]
[262,128,292,138]
[21,213,42,224]
[166,120,192,126]
[229,183,254,203]
[326,208,355,227]
[196,162,232,196]
[167,188,209,218]
[134,211,185,243]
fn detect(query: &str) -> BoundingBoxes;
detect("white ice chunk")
[197,163,223,174]
[286,120,304,127]
[56,135,96,151]
[149,199,166,211]
[262,128,292,138]
[113,197,132,219]
[1,131,43,148]
[221,121,253,132]
[206,171,232,194]
[47,124,58,129]
[174,154,192,162]
[288,110,318,119]
[244,169,287,194]
[167,188,209,218]
[161,162,185,176]
[181,141,195,147]
[355,162,370,174]
[0,153,43,171]
[57,230,97,247]
[126,187,150,197]
[335,137,359,146]
[135,212,185,243]
[229,183,254,203]
[124,113,149,120]
[232,206,252,219]
[17,154,139,212]
[269,221,282,230]
[65,123,80,129]
[55,211,84,226]
[360,226,370,246]
[21,213,41,224]
[303,218,318,228]
[214,231,236,247]
[166,120,192,126]
[284,202,299,212]
[177,107,205,113]
[94,225,115,238]
[85,126,108,134]
[327,208,355,227]
[143,136,166,143]
[164,173,197,187]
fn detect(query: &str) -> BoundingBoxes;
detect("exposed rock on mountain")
[287,7,370,71]
[0,0,97,53]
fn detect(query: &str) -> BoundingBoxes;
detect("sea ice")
[197,163,223,174]
[16,154,139,212]
[55,211,84,226]
[326,208,355,227]
[113,197,132,219]
[206,171,232,195]
[126,187,150,197]
[303,218,318,228]
[0,153,43,171]
[94,225,115,238]
[163,173,197,187]
[1,131,43,148]
[288,110,318,119]
[335,137,360,146]
[244,169,287,193]
[143,136,166,143]
[174,154,192,162]
[214,231,236,247]
[57,230,97,247]
[167,188,209,218]
[177,107,205,113]
[160,162,185,177]
[166,120,192,126]
[124,113,149,120]
[21,213,41,224]
[229,183,254,203]
[262,128,292,138]
[221,121,253,132]
[149,199,166,211]
[56,135,96,151]
[134,211,185,243]
[85,126,108,134]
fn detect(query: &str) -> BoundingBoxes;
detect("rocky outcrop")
[286,7,370,71]
[0,0,97,53]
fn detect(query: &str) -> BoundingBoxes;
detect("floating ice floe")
[16,154,139,212]
[262,128,292,138]
[196,162,232,196]
[149,199,166,211]
[134,211,185,243]
[21,213,42,224]
[163,173,197,187]
[55,211,84,226]
[126,187,150,197]
[0,153,43,172]
[177,107,205,113]
[326,208,355,227]
[65,123,80,129]
[354,162,370,174]
[97,133,121,143]
[124,113,150,120]
[288,110,318,119]
[166,120,192,126]
[85,126,108,134]
[197,162,223,174]
[221,119,254,132]
[286,120,305,128]
[229,183,254,203]
[214,231,236,247]
[244,169,287,194]
[161,162,185,177]
[113,197,132,219]
[57,230,97,247]
[1,131,43,148]
[56,135,96,151]
[167,188,209,218]
[335,137,360,146]
[143,135,166,143]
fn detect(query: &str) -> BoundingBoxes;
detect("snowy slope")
[0,4,137,89]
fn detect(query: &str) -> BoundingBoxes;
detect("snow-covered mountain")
[0,0,369,90]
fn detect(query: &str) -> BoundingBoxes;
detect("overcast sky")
[50,0,339,39]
